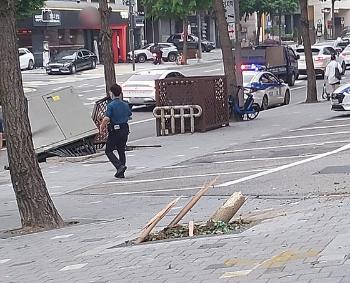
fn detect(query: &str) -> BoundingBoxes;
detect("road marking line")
[82,88,104,93]
[59,263,88,271]
[51,234,74,240]
[163,165,188,169]
[325,117,350,122]
[214,154,315,164]
[256,130,350,142]
[291,86,305,90]
[290,124,350,132]
[87,201,103,205]
[104,168,269,186]
[217,142,350,187]
[111,186,202,195]
[215,140,350,154]
[129,118,155,125]
[76,83,89,88]
[0,259,11,264]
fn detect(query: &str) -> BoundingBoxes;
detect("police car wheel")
[284,90,290,105]
[288,73,295,86]
[262,95,268,111]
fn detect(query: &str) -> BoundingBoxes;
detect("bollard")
[153,105,202,136]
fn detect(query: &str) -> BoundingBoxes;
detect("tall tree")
[240,0,274,45]
[271,0,298,42]
[299,0,317,102]
[213,0,239,110]
[0,0,64,230]
[15,0,44,18]
[142,0,211,64]
[99,0,117,97]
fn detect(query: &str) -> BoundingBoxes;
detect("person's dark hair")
[331,54,336,60]
[110,84,122,97]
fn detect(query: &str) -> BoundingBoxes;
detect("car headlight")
[63,62,71,67]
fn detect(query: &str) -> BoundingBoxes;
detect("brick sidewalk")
[1,195,350,282]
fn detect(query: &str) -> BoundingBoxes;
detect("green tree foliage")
[239,0,298,44]
[16,0,44,19]
[142,0,211,20]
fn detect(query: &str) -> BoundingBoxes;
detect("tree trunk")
[331,0,335,40]
[0,0,64,230]
[255,11,262,45]
[279,10,282,44]
[182,18,188,65]
[99,0,117,97]
[213,0,238,108]
[299,0,318,103]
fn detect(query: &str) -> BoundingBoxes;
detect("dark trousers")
[105,124,129,170]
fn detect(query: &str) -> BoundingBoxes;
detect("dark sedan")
[46,49,97,75]
[167,33,215,52]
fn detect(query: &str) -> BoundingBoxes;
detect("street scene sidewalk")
[2,97,350,282]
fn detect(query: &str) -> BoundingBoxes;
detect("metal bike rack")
[153,105,202,136]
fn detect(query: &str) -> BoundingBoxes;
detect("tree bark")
[99,0,117,97]
[182,18,189,65]
[213,0,238,108]
[0,0,64,230]
[234,0,244,108]
[278,10,282,44]
[255,11,263,45]
[299,0,318,103]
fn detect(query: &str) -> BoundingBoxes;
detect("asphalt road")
[21,50,336,144]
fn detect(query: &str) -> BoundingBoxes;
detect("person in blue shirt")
[100,84,132,178]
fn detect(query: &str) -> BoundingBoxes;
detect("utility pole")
[128,0,136,71]
[197,11,202,61]
[331,0,335,39]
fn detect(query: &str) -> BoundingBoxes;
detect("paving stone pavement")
[1,195,350,282]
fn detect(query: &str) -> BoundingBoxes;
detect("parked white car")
[19,48,35,70]
[296,45,346,78]
[127,43,179,63]
[340,44,350,68]
[331,84,350,111]
[123,70,185,107]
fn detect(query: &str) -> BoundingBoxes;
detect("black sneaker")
[114,165,127,178]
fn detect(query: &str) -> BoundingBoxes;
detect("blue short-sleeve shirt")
[105,98,132,124]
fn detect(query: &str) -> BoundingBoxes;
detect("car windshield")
[344,45,350,52]
[54,50,77,60]
[142,44,152,49]
[243,73,256,84]
[296,48,320,56]
[128,74,161,82]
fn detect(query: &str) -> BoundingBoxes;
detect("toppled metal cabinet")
[27,87,98,157]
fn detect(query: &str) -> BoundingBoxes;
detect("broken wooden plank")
[135,197,181,244]
[188,221,194,237]
[209,192,246,224]
[167,176,219,228]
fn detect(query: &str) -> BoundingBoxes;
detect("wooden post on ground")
[209,192,246,224]
[167,176,219,228]
[135,197,180,244]
[188,221,194,237]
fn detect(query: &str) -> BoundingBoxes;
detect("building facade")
[17,0,140,67]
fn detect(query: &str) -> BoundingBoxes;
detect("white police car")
[242,68,291,110]
[331,84,350,111]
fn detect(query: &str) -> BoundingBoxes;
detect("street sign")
[33,10,61,27]
[223,0,235,23]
